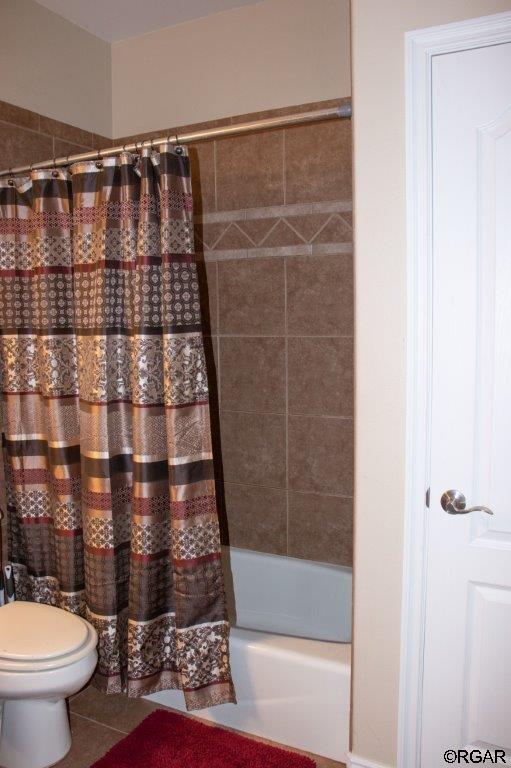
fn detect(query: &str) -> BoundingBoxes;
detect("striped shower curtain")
[0,146,235,711]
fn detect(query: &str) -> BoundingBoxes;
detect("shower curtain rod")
[0,103,351,178]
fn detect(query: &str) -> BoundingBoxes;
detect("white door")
[421,40,511,765]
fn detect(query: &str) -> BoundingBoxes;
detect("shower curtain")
[0,146,235,711]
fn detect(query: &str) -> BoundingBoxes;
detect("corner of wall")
[0,0,114,137]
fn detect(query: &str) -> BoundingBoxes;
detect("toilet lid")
[0,601,89,661]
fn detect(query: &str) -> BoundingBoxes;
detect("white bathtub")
[148,547,352,762]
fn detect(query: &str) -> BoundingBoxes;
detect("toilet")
[0,601,98,768]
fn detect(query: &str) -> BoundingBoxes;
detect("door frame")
[398,11,511,768]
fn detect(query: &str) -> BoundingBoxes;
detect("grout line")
[220,408,286,416]
[215,261,221,404]
[216,333,353,339]
[224,479,353,500]
[0,119,96,155]
[215,260,220,344]
[282,128,286,205]
[213,140,218,211]
[337,212,353,231]
[235,220,258,247]
[216,335,221,409]
[309,212,336,243]
[284,216,310,244]
[287,412,354,420]
[256,217,282,246]
[71,711,130,736]
[210,221,232,250]
[220,408,353,420]
[284,253,289,555]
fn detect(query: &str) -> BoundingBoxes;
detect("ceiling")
[34,0,263,42]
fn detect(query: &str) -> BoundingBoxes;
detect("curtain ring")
[7,168,14,186]
[94,147,103,170]
[150,137,155,150]
[174,133,184,155]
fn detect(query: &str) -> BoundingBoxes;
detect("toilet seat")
[0,601,98,672]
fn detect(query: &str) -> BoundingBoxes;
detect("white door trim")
[399,11,511,768]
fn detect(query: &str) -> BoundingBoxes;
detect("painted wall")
[351,1,511,766]
[111,0,351,137]
[0,0,112,137]
[0,0,350,140]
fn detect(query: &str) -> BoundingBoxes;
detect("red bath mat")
[91,709,316,768]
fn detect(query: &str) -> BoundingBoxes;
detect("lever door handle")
[440,489,494,515]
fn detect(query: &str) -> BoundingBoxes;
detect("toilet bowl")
[0,601,98,768]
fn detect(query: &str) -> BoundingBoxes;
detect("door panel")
[422,41,511,766]
[474,109,511,549]
[465,584,511,749]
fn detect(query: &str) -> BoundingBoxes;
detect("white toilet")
[0,601,98,768]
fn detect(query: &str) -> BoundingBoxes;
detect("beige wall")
[0,0,350,141]
[111,0,350,137]
[351,1,511,766]
[0,0,112,136]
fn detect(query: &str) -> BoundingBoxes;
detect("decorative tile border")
[197,200,352,224]
[200,243,352,262]
[195,200,352,261]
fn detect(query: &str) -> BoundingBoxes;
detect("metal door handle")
[441,489,494,515]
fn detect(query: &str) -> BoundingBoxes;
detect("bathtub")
[147,547,352,762]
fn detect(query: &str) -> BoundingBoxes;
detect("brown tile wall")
[143,97,353,567]
[0,99,112,171]
[0,97,353,567]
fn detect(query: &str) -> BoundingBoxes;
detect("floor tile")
[53,713,124,768]
[70,685,160,734]
[68,685,346,767]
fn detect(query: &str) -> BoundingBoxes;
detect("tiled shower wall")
[0,98,353,567]
[121,97,354,566]
[0,99,112,169]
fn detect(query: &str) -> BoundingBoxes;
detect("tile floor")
[54,684,346,767]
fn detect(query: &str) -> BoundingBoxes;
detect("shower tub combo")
[148,547,352,762]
